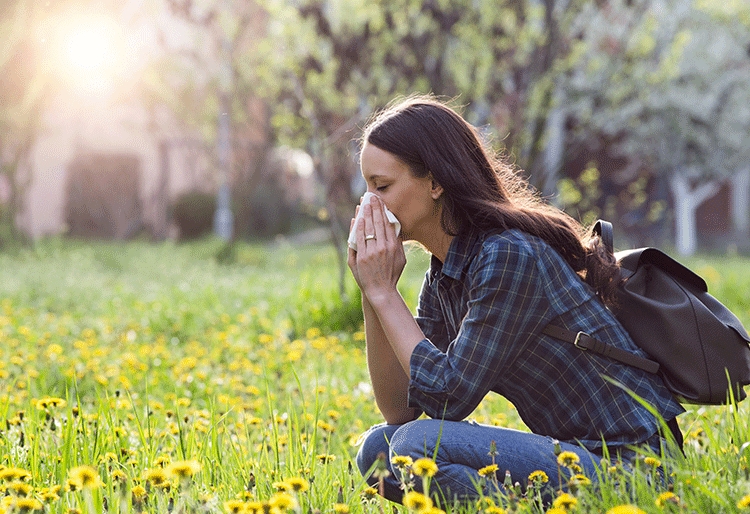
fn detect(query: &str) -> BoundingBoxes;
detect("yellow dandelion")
[68,465,102,490]
[272,481,290,492]
[392,455,414,469]
[10,497,44,513]
[285,477,309,493]
[403,491,432,512]
[333,504,350,513]
[556,451,580,468]
[143,467,169,487]
[35,397,67,410]
[224,499,246,513]
[39,485,61,503]
[656,491,679,508]
[477,463,498,478]
[738,495,750,509]
[167,459,201,479]
[606,505,646,514]
[528,470,549,485]
[484,507,506,514]
[546,509,567,514]
[8,480,33,496]
[154,455,171,468]
[643,456,661,468]
[316,454,336,463]
[0,467,31,482]
[569,473,591,487]
[411,458,438,477]
[552,492,578,510]
[422,508,446,514]
[245,501,263,514]
[361,486,378,500]
[131,485,147,499]
[269,492,297,512]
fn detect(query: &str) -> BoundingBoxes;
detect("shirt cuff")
[407,338,451,412]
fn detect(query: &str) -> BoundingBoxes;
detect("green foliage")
[171,191,217,240]
[0,240,749,512]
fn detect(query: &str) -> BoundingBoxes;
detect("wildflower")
[131,485,147,499]
[361,486,378,501]
[39,485,61,503]
[317,420,335,433]
[167,459,201,480]
[606,506,646,514]
[143,467,169,487]
[245,501,263,514]
[569,474,591,487]
[556,451,580,468]
[738,495,750,509]
[527,470,549,485]
[68,465,103,489]
[285,476,309,493]
[656,491,680,508]
[422,508,446,514]
[154,455,171,467]
[10,497,44,513]
[546,509,567,514]
[392,455,414,469]
[403,491,432,512]
[224,499,246,513]
[643,456,661,468]
[333,504,350,513]
[411,458,438,477]
[35,397,67,410]
[316,454,336,463]
[8,480,33,496]
[484,507,506,514]
[0,467,31,482]
[552,492,578,510]
[273,481,290,492]
[478,464,499,478]
[269,492,297,512]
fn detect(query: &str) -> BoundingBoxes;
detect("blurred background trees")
[1,0,749,260]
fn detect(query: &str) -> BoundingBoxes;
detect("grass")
[0,237,748,513]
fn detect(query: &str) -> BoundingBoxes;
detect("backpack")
[543,219,750,405]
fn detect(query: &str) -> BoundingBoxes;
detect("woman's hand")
[347,196,406,303]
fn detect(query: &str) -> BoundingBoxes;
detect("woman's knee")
[356,423,399,476]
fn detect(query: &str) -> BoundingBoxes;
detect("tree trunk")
[730,167,750,246]
[670,174,721,256]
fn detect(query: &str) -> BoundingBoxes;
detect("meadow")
[0,238,749,514]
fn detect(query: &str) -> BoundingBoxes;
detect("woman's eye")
[376,185,388,191]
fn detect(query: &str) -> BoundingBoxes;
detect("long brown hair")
[362,95,620,305]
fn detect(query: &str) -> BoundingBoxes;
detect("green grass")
[0,238,748,513]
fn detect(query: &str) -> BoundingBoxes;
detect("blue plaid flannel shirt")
[409,229,684,452]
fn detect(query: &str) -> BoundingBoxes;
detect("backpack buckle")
[574,332,590,351]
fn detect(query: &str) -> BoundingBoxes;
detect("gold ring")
[365,234,376,241]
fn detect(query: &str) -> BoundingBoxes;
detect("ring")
[365,234,376,241]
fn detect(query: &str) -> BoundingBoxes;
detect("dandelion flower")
[528,470,549,485]
[269,492,297,512]
[8,480,33,496]
[411,458,438,477]
[285,477,309,493]
[392,455,414,469]
[0,467,31,482]
[569,473,591,487]
[643,456,661,468]
[361,486,378,501]
[422,508,446,514]
[143,467,169,487]
[552,492,578,510]
[606,505,646,514]
[272,481,290,492]
[131,485,147,499]
[35,397,67,410]
[477,464,498,478]
[245,501,263,514]
[546,509,567,514]
[403,491,432,511]
[333,504,350,513]
[656,491,679,508]
[167,459,201,480]
[556,451,580,468]
[68,465,102,490]
[316,454,336,463]
[484,507,506,514]
[738,495,750,509]
[224,499,246,513]
[10,497,44,513]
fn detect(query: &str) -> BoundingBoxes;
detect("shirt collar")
[429,230,482,281]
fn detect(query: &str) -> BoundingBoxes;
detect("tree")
[561,0,750,254]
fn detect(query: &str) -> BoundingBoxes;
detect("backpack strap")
[542,324,660,374]
[592,219,614,255]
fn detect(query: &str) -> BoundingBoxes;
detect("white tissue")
[347,192,401,251]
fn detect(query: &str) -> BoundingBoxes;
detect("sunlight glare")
[65,26,112,72]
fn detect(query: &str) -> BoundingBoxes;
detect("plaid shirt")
[409,229,684,451]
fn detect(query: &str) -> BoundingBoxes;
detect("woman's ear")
[430,179,444,200]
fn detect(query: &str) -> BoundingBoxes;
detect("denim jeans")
[356,419,604,504]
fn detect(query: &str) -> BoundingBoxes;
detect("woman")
[347,96,684,504]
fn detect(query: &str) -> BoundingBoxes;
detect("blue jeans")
[356,419,604,504]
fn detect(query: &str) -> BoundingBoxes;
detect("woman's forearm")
[362,294,418,424]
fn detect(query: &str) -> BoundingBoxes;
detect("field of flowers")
[0,238,749,514]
